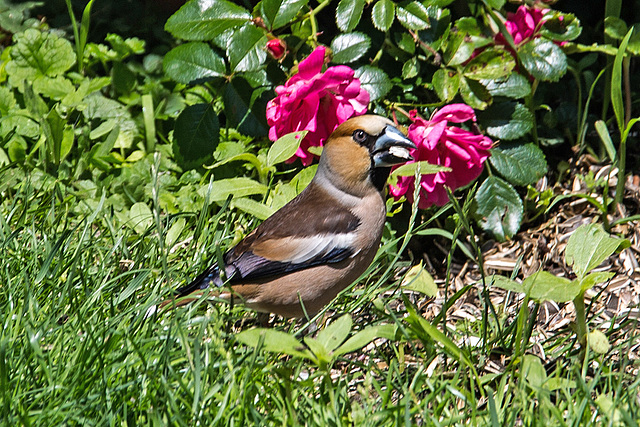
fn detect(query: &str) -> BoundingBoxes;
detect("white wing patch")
[284,233,358,264]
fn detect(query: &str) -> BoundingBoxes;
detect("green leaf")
[522,355,547,389]
[316,315,352,353]
[612,29,633,134]
[336,0,365,32]
[236,328,311,359]
[354,66,391,101]
[475,176,523,241]
[565,223,629,279]
[603,17,627,40]
[231,197,275,220]
[579,271,615,292]
[489,275,524,293]
[6,29,76,86]
[165,0,250,41]
[267,131,306,166]
[227,24,268,73]
[402,263,437,297]
[459,76,491,110]
[0,86,16,115]
[523,271,577,303]
[334,324,396,357]
[371,0,395,32]
[396,1,430,31]
[519,38,567,82]
[444,31,475,66]
[389,161,448,186]
[223,78,270,137]
[173,103,220,170]
[165,217,186,248]
[163,42,226,84]
[489,143,548,186]
[432,68,459,102]
[463,49,515,80]
[402,57,419,79]
[129,202,154,234]
[481,73,531,99]
[261,0,308,30]
[478,101,534,140]
[82,94,138,149]
[206,178,267,202]
[32,76,75,101]
[330,32,371,64]
[540,13,581,42]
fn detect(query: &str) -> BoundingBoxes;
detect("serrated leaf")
[444,31,475,66]
[267,131,306,166]
[330,32,371,64]
[432,68,459,102]
[489,143,548,186]
[223,78,270,137]
[6,29,76,86]
[231,197,275,220]
[402,264,437,296]
[354,65,391,101]
[519,38,567,82]
[129,202,154,234]
[478,101,533,140]
[371,0,394,32]
[316,315,352,353]
[173,103,220,169]
[481,73,531,99]
[165,0,251,41]
[565,223,629,279]
[261,0,308,30]
[459,76,491,110]
[82,94,137,149]
[463,49,515,80]
[227,24,268,72]
[163,42,226,84]
[604,17,628,41]
[541,13,581,42]
[475,176,523,241]
[336,0,364,32]
[400,57,418,79]
[396,1,430,31]
[236,328,311,358]
[334,324,396,357]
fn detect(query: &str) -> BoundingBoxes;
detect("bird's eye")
[353,129,367,144]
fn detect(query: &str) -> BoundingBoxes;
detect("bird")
[163,115,416,318]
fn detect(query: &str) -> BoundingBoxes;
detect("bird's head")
[318,115,417,194]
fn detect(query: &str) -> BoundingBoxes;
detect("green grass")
[1,170,639,426]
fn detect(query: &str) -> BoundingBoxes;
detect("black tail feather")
[176,264,222,298]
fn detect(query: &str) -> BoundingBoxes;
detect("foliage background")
[0,0,639,424]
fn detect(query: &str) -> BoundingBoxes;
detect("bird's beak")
[372,125,417,168]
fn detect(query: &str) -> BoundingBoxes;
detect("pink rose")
[389,105,493,208]
[495,5,547,46]
[266,38,286,60]
[266,46,370,166]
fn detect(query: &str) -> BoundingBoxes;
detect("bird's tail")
[153,264,226,313]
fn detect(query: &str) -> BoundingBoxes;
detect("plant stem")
[573,291,588,349]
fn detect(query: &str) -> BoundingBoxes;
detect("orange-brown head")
[317,115,416,196]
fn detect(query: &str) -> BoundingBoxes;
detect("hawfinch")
[167,115,416,318]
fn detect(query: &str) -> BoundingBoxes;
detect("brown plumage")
[162,115,416,318]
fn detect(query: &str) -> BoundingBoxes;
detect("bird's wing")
[224,183,361,282]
